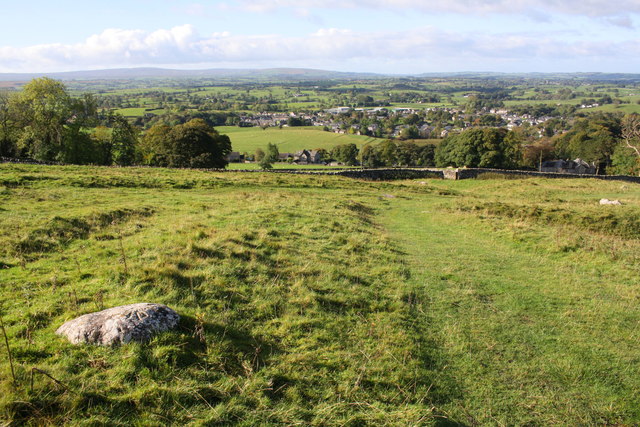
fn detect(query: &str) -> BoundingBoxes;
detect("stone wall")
[216,168,444,180]
[331,169,444,180]
[1,157,61,166]
[448,168,640,184]
[2,157,638,184]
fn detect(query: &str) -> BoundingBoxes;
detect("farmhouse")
[540,158,596,174]
[225,152,244,163]
[294,149,324,164]
[278,153,294,161]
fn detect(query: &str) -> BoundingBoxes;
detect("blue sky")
[1,0,639,73]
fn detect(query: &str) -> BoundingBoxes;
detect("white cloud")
[238,0,640,18]
[0,25,638,73]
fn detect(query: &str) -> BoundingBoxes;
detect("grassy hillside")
[217,126,378,154]
[1,164,639,425]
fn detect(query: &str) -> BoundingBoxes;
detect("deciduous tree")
[110,114,138,166]
[435,128,520,169]
[265,143,279,163]
[11,77,71,160]
[0,91,16,157]
[622,113,640,159]
[330,143,359,165]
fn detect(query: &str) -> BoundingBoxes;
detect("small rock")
[56,303,180,346]
[599,198,622,205]
[382,194,396,198]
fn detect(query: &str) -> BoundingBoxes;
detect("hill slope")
[1,164,639,424]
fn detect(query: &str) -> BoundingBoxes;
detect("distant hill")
[415,71,640,82]
[3,67,640,86]
[0,67,383,82]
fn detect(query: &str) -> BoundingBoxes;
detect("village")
[234,105,554,140]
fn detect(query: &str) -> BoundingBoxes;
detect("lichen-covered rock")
[56,303,180,346]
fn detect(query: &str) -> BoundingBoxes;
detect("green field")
[1,164,640,424]
[592,103,640,114]
[114,107,169,118]
[218,126,378,154]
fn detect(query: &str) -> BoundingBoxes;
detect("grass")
[1,164,639,424]
[217,126,378,154]
[383,178,640,424]
[592,103,640,114]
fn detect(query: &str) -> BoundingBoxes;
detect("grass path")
[381,195,640,425]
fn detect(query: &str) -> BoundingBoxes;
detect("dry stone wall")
[2,156,638,184]
[450,168,640,184]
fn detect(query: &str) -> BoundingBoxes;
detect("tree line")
[0,78,231,168]
[436,113,640,175]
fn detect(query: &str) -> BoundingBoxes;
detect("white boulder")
[56,303,180,346]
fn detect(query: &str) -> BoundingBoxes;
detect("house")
[294,149,323,164]
[294,150,311,164]
[278,153,294,162]
[419,125,434,138]
[325,107,352,114]
[225,152,244,162]
[308,150,323,164]
[540,158,596,174]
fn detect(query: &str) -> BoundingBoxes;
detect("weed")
[0,316,17,386]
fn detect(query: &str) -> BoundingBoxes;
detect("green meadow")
[1,164,639,425]
[218,126,378,154]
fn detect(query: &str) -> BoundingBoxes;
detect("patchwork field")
[1,164,639,425]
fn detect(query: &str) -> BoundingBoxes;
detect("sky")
[1,0,639,74]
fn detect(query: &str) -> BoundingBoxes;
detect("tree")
[402,113,421,125]
[435,128,520,169]
[254,147,265,162]
[11,77,71,160]
[60,94,99,164]
[140,124,172,166]
[259,157,274,169]
[360,144,382,168]
[378,140,397,166]
[356,94,374,107]
[622,113,640,160]
[110,114,138,166]
[144,119,231,168]
[0,91,16,157]
[265,143,279,163]
[415,144,436,167]
[609,144,640,176]
[399,125,419,140]
[2,78,103,163]
[90,126,114,165]
[315,148,329,164]
[522,138,555,169]
[614,113,640,175]
[287,117,305,127]
[330,143,359,165]
[553,115,620,172]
